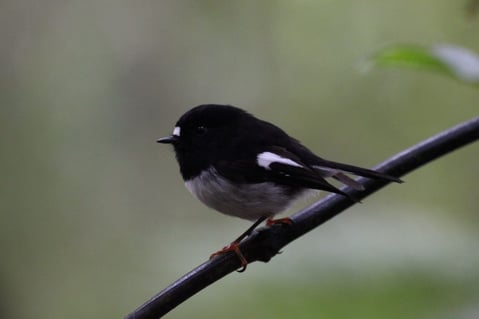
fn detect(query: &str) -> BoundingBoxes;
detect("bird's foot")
[210,242,248,272]
[266,217,293,226]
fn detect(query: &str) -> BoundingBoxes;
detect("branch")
[126,116,479,319]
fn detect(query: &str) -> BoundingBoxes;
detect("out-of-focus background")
[1,1,478,318]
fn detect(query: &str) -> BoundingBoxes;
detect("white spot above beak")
[257,152,303,170]
[173,126,181,137]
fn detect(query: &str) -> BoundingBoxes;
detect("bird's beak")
[157,135,178,144]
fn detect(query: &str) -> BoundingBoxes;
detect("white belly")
[185,167,303,221]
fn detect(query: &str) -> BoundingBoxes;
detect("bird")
[158,104,402,270]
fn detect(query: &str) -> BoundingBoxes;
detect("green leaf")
[364,44,479,84]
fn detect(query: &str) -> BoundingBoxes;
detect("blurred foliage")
[1,1,478,319]
[182,272,479,319]
[365,44,479,84]
[466,0,479,17]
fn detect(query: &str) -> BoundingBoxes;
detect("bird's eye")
[196,126,207,135]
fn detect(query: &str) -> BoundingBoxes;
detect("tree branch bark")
[126,116,479,319]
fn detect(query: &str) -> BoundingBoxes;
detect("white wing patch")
[173,126,181,137]
[257,151,303,170]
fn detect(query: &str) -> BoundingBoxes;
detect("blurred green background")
[1,1,478,318]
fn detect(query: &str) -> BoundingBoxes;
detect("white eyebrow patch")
[173,126,181,137]
[257,152,303,170]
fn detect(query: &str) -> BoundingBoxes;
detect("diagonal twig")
[126,116,479,319]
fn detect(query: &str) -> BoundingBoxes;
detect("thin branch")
[126,116,479,319]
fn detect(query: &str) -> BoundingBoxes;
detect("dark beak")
[157,135,178,144]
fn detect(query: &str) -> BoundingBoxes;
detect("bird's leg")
[210,216,267,272]
[265,217,294,256]
[232,215,268,243]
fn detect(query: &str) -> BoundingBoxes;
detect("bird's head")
[157,104,253,179]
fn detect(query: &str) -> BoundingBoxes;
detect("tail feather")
[332,172,365,191]
[314,160,403,183]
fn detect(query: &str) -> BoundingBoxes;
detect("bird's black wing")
[285,139,403,184]
[215,147,357,201]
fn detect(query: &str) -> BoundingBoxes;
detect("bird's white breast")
[185,167,303,221]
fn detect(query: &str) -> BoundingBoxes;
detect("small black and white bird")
[158,104,401,269]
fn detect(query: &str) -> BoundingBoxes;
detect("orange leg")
[209,216,267,272]
[210,242,248,272]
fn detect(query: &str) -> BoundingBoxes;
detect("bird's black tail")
[315,160,403,183]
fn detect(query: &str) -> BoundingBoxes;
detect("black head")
[158,104,256,179]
